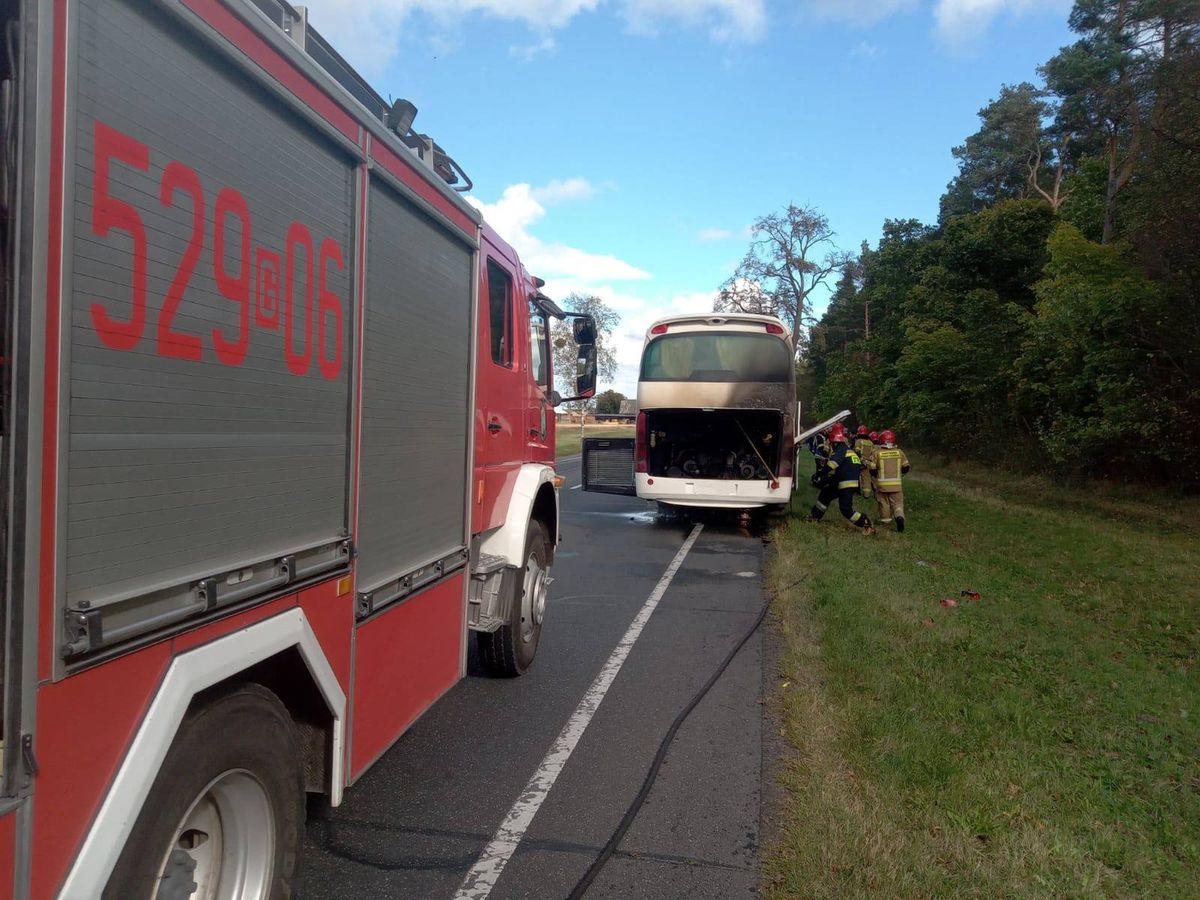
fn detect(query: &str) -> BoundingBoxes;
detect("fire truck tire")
[104,683,305,900]
[477,519,550,677]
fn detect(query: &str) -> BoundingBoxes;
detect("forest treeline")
[805,0,1199,484]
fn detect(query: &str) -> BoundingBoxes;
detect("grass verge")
[764,458,1199,897]
[555,424,634,459]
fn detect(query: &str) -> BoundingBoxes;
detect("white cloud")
[619,0,767,42]
[804,0,918,26]
[698,227,734,242]
[933,0,1073,46]
[299,0,600,76]
[509,34,557,62]
[802,0,1069,45]
[531,178,596,204]
[301,0,765,77]
[852,40,879,57]
[467,180,651,285]
[536,245,652,283]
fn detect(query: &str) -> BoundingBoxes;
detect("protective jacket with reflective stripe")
[872,447,909,492]
[826,443,862,490]
[855,439,876,475]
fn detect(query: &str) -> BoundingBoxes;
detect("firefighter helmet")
[856,425,869,437]
[879,430,896,446]
[869,431,879,442]
[829,423,848,444]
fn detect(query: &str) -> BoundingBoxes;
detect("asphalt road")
[301,454,768,899]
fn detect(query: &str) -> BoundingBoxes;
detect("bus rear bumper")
[635,474,792,509]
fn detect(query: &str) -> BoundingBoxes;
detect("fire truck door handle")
[487,420,502,433]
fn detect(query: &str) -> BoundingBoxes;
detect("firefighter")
[809,423,872,532]
[853,425,875,498]
[870,429,911,531]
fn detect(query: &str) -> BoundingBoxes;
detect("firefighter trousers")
[812,485,869,528]
[876,488,904,524]
[859,469,873,498]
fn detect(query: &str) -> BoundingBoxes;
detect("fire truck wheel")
[104,683,305,900]
[477,519,551,677]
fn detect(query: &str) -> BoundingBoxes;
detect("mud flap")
[582,438,637,496]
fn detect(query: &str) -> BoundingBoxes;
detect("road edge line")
[453,523,705,900]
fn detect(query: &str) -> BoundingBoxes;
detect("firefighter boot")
[860,515,874,535]
[809,502,827,521]
[896,515,905,533]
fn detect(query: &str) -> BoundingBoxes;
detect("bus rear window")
[639,332,792,383]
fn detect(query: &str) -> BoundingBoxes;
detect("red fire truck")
[0,1,597,896]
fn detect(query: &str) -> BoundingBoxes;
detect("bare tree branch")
[714,204,850,358]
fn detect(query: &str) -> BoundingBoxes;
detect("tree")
[593,389,626,415]
[940,84,1056,220]
[1059,156,1109,241]
[890,201,1054,448]
[1015,222,1171,475]
[939,83,1070,221]
[804,220,932,429]
[894,323,972,449]
[1042,0,1200,242]
[800,0,1200,485]
[714,204,851,357]
[552,293,620,412]
[1119,13,1200,290]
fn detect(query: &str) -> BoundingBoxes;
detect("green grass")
[764,458,1200,898]
[554,424,634,459]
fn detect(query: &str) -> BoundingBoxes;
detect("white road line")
[569,483,582,490]
[453,523,705,900]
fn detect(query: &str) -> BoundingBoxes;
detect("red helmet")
[829,423,848,444]
[856,425,869,436]
[869,431,879,442]
[879,430,896,446]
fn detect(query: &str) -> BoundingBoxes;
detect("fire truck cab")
[0,1,595,896]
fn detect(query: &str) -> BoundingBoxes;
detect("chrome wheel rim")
[520,550,548,643]
[156,769,275,900]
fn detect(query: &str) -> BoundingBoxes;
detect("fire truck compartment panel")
[64,0,355,613]
[354,178,472,595]
[349,574,465,780]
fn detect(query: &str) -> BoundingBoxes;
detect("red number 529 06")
[88,120,344,380]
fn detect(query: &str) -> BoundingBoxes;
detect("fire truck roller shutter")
[353,176,472,607]
[63,0,355,646]
[60,0,357,652]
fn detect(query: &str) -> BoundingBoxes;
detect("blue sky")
[302,0,1075,395]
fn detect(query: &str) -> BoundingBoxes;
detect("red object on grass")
[939,598,958,608]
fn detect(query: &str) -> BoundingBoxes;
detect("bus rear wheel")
[104,683,305,900]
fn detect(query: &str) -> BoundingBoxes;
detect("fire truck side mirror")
[575,344,597,399]
[572,316,597,345]
[555,344,596,405]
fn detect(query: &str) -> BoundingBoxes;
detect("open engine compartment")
[645,409,782,480]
